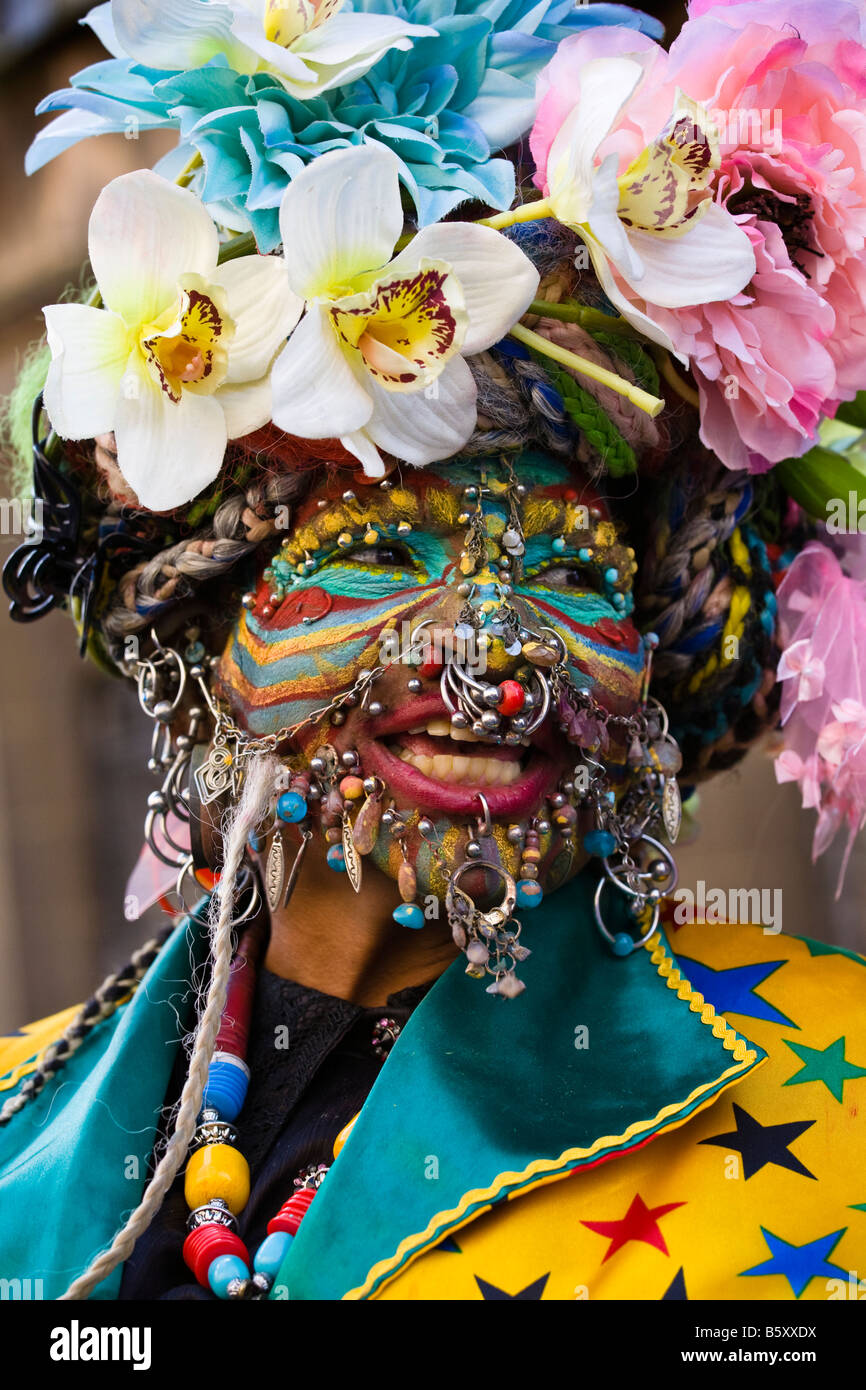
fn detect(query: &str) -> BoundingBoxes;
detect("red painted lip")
[362,692,561,757]
[360,736,565,817]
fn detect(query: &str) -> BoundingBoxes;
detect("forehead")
[289,451,615,539]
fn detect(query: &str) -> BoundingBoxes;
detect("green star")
[783,1037,866,1103]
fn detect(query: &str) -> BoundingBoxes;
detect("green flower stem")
[479,197,553,230]
[651,346,700,409]
[510,322,664,418]
[217,231,258,264]
[527,299,639,335]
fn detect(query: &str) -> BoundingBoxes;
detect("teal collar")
[271,874,765,1300]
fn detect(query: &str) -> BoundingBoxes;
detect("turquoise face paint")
[216,455,648,900]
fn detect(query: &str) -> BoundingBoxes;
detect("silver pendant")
[662,777,682,844]
[342,811,362,893]
[265,829,286,911]
[193,738,238,805]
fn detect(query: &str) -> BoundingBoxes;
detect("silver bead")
[466,840,483,859]
[310,757,325,774]
[330,710,346,725]
[550,792,566,808]
[342,490,356,502]
[397,521,412,536]
[343,692,359,707]
[418,817,434,836]
[506,825,525,844]
[648,858,670,884]
[482,685,502,706]
[341,750,359,767]
[523,691,537,710]
[480,710,500,731]
[381,809,395,827]
[241,592,256,610]
[471,720,487,737]
[516,484,527,499]
[176,734,193,751]
[368,701,384,716]
[450,711,469,729]
[456,582,471,597]
[189,706,205,721]
[153,699,174,723]
[502,527,522,549]
[407,678,423,693]
[510,715,528,733]
[379,479,392,490]
[499,555,511,569]
[500,584,513,597]
[269,592,281,606]
[146,757,160,774]
[308,785,321,800]
[189,664,205,680]
[520,863,539,880]
[504,731,522,745]
[362,777,378,794]
[561,780,574,795]
[147,790,167,811]
[535,818,551,835]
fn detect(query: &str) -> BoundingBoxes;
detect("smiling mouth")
[388,717,528,787]
[357,706,563,816]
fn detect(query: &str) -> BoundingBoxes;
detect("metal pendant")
[265,829,286,912]
[193,737,238,806]
[662,777,682,844]
[342,810,362,893]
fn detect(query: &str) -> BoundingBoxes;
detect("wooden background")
[0,2,861,1032]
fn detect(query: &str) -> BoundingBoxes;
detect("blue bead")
[203,1054,249,1122]
[578,547,592,562]
[393,903,424,929]
[604,566,619,584]
[552,536,566,554]
[584,829,616,857]
[247,832,265,854]
[516,880,543,909]
[612,932,634,957]
[326,845,346,872]
[277,790,307,823]
[253,1231,293,1279]
[613,593,626,608]
[208,1254,250,1299]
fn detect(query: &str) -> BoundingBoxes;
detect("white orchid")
[42,169,301,512]
[541,59,756,350]
[85,0,435,100]
[270,143,540,474]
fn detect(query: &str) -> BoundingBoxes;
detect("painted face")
[216,452,648,898]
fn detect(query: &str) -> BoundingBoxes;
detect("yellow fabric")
[0,1004,80,1092]
[376,923,866,1301]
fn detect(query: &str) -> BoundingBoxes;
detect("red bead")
[183,1225,250,1287]
[563,489,579,502]
[497,680,526,717]
[418,657,443,679]
[267,1186,317,1237]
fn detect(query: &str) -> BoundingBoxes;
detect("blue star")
[740,1227,848,1298]
[475,1274,549,1300]
[676,956,797,1028]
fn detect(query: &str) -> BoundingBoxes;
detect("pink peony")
[531,2,866,471]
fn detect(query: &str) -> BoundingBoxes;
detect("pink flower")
[531,3,866,471]
[776,638,826,703]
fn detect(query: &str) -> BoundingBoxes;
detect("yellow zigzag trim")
[346,931,763,1300]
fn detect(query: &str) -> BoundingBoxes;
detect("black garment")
[119,970,433,1300]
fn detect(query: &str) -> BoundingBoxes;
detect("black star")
[662,1267,688,1300]
[475,1273,550,1300]
[699,1103,816,1180]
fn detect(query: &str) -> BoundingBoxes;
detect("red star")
[581,1193,686,1263]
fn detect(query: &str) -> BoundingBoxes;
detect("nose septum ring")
[439,619,564,745]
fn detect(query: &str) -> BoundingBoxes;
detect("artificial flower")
[540,3,866,472]
[27,0,663,246]
[269,142,539,473]
[529,29,756,353]
[42,169,301,511]
[85,0,436,99]
[774,540,866,890]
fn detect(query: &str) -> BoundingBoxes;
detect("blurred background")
[0,0,863,1032]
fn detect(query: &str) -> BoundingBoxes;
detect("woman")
[1,0,865,1303]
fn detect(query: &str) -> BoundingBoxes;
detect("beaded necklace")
[180,921,353,1300]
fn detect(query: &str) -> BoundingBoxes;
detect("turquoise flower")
[28,0,663,250]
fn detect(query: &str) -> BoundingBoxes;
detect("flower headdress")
[10,0,866,874]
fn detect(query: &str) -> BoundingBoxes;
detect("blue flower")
[28,0,663,249]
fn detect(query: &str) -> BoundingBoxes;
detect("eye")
[531,563,602,592]
[337,543,413,567]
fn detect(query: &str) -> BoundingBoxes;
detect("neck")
[263,828,459,1006]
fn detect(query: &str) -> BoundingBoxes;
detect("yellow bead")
[184,1143,250,1215]
[333,1113,359,1159]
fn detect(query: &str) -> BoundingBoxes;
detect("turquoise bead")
[277,790,307,823]
[208,1253,250,1299]
[326,845,346,872]
[393,903,424,929]
[578,547,592,562]
[612,933,634,957]
[254,1231,293,1279]
[552,536,566,554]
[247,832,265,853]
[613,593,626,608]
[604,566,618,584]
[584,829,616,857]
[516,880,543,909]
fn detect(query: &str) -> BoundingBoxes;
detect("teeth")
[397,749,522,786]
[450,725,480,743]
[425,717,452,737]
